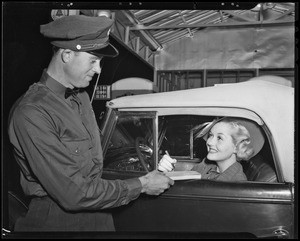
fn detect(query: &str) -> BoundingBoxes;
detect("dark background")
[2,3,154,229]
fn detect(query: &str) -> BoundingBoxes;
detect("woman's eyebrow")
[209,131,225,136]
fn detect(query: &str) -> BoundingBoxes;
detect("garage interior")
[2,2,296,233]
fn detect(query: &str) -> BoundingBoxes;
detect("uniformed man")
[8,14,174,231]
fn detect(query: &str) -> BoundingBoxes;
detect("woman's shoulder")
[218,162,247,182]
[192,158,216,171]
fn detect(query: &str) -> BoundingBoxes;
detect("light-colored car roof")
[107,76,294,182]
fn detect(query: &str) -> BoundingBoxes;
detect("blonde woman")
[158,117,265,182]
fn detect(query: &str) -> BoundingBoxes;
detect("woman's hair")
[192,116,264,161]
[220,118,254,161]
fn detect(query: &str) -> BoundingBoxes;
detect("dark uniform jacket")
[8,70,142,231]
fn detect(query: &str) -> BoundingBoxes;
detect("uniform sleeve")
[11,104,142,211]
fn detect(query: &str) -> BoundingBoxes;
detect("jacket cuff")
[123,178,142,202]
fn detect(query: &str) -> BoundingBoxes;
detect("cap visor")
[87,43,119,58]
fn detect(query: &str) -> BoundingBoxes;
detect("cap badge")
[76,44,81,50]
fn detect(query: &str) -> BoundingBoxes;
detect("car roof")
[107,78,294,182]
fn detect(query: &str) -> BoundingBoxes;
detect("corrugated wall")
[155,25,294,70]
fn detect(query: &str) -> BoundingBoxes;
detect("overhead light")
[97,10,112,18]
[251,3,262,12]
[156,46,163,52]
[80,10,112,19]
[251,3,275,12]
[264,3,276,9]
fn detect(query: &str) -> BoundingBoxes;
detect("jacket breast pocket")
[63,139,95,177]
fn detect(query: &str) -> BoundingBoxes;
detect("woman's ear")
[61,49,73,63]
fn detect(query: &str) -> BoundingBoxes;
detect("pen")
[165,150,175,170]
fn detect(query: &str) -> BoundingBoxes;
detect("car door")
[101,110,294,238]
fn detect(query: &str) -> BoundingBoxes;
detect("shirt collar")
[204,159,242,174]
[39,69,67,99]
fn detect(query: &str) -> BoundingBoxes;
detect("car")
[99,75,295,238]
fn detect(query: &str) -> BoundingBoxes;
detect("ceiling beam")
[268,9,294,21]
[121,10,162,51]
[130,19,294,31]
[178,10,193,37]
[221,10,254,22]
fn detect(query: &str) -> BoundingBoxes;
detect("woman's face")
[206,122,237,162]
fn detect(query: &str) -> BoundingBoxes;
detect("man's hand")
[138,170,174,195]
[158,154,177,172]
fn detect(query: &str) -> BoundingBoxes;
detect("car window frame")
[100,107,285,183]
[102,110,159,169]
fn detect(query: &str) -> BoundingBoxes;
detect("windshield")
[104,112,156,172]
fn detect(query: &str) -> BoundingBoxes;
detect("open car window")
[103,112,278,183]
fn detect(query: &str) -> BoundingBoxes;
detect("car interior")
[241,141,278,183]
[104,114,278,183]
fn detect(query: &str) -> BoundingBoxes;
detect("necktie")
[65,88,81,114]
[65,88,80,99]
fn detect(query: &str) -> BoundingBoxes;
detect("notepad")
[165,171,201,181]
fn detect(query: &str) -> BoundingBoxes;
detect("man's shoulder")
[12,84,53,115]
[20,83,47,101]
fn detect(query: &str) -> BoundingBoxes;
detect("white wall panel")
[155,26,294,70]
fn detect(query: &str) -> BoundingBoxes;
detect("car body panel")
[103,171,293,237]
